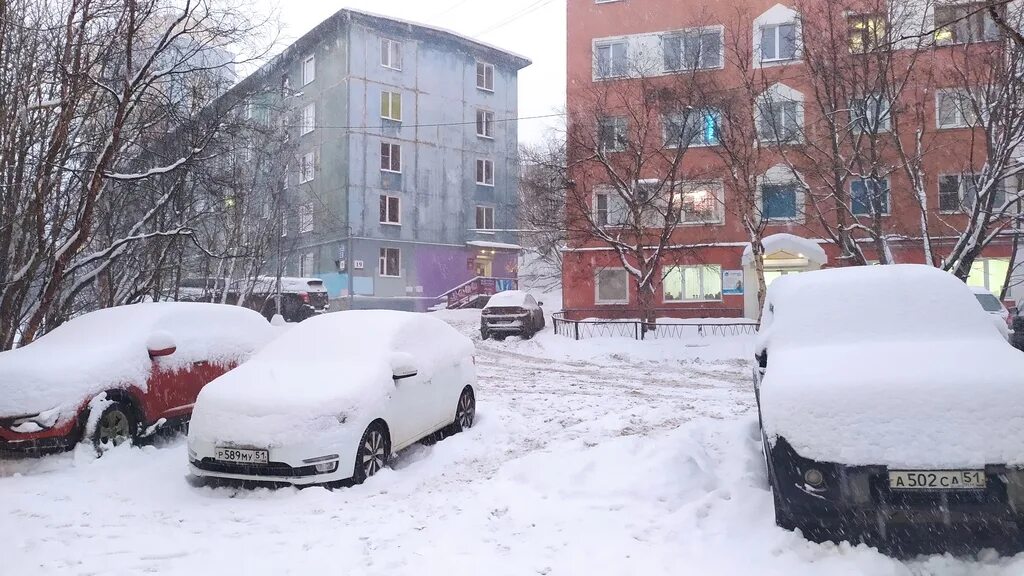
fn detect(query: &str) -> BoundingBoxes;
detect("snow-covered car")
[187,310,477,487]
[480,290,545,340]
[0,303,273,457]
[754,264,1024,547]
[970,285,1012,339]
[240,276,330,323]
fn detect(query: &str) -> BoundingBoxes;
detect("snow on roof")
[484,290,534,308]
[758,265,1024,467]
[467,241,523,251]
[0,303,273,419]
[741,233,827,265]
[189,310,474,446]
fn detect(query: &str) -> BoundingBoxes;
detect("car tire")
[91,401,139,452]
[352,422,390,485]
[493,334,506,341]
[480,328,489,340]
[452,386,476,433]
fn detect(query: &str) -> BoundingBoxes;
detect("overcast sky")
[262,0,566,144]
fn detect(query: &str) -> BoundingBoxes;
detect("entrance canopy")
[742,233,828,266]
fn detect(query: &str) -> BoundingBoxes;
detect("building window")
[968,258,1010,292]
[851,178,890,215]
[381,142,402,173]
[301,103,315,135]
[299,152,315,183]
[302,54,315,85]
[299,203,314,233]
[848,13,887,53]
[664,109,720,147]
[281,213,288,237]
[663,28,723,71]
[595,192,624,227]
[759,23,798,62]
[939,173,987,211]
[934,3,1000,45]
[757,95,801,143]
[851,94,891,132]
[663,265,723,302]
[381,38,402,70]
[379,247,401,277]
[476,109,495,138]
[476,62,495,91]
[595,40,628,78]
[380,195,400,224]
[936,89,978,128]
[476,159,494,186]
[762,183,799,220]
[380,91,402,121]
[674,182,723,224]
[599,117,628,152]
[595,268,629,304]
[299,252,314,277]
[475,206,495,230]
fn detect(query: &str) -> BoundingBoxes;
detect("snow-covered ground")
[2,310,1023,575]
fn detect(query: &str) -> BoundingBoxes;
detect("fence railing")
[552,312,758,341]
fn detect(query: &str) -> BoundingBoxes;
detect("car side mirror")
[147,331,176,359]
[537,301,544,307]
[390,352,418,381]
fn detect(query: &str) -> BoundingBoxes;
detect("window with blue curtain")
[851,178,889,215]
[762,183,798,219]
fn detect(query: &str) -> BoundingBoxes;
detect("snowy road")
[2,309,1024,575]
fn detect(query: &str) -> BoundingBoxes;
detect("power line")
[474,0,557,36]
[284,112,565,131]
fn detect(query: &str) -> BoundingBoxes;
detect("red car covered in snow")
[0,303,274,457]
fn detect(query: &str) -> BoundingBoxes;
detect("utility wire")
[474,0,557,36]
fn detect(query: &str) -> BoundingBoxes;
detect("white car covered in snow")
[969,285,1012,340]
[187,310,477,486]
[755,264,1024,549]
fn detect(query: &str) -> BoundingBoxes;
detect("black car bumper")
[0,433,78,458]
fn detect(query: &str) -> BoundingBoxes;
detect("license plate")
[214,447,269,465]
[888,470,986,490]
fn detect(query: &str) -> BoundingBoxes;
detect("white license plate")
[888,470,986,490]
[214,447,269,465]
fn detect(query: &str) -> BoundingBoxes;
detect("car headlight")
[9,408,61,433]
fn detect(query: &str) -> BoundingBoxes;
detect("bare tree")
[519,138,568,293]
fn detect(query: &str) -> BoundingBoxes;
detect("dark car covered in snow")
[480,291,545,340]
[241,277,330,323]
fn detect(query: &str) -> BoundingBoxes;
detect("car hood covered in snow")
[0,303,273,419]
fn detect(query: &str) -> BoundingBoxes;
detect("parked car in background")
[480,290,545,340]
[176,277,229,303]
[0,303,273,457]
[755,265,1024,551]
[241,276,330,322]
[970,285,1012,340]
[187,310,476,487]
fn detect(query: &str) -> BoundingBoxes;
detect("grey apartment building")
[225,9,530,311]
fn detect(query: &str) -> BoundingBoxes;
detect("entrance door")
[763,269,797,286]
[475,259,493,277]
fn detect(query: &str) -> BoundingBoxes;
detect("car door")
[385,372,439,448]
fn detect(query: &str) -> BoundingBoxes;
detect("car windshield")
[975,293,1003,312]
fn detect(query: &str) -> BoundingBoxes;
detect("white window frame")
[662,265,724,303]
[476,109,495,138]
[299,151,315,184]
[301,103,315,135]
[299,252,314,277]
[938,172,984,213]
[594,39,628,79]
[663,109,721,148]
[599,116,628,152]
[595,268,630,305]
[757,165,806,223]
[381,38,402,70]
[380,194,401,225]
[302,54,315,86]
[299,202,314,233]
[281,213,288,237]
[381,91,402,122]
[381,142,402,173]
[933,2,1001,45]
[753,6,801,67]
[936,89,978,129]
[850,94,891,132]
[379,247,401,278]
[476,158,495,186]
[476,61,495,92]
[850,177,892,216]
[673,181,725,225]
[475,205,495,230]
[662,26,724,72]
[756,84,804,144]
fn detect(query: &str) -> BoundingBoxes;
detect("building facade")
[227,10,529,311]
[564,0,1023,320]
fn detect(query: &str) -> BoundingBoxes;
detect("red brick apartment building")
[562,0,1024,320]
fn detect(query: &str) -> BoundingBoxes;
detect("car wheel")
[493,334,506,341]
[453,386,476,433]
[92,401,138,452]
[480,328,489,340]
[353,422,390,485]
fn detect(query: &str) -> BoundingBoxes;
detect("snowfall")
[2,307,1024,575]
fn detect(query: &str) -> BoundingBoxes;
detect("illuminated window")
[848,14,887,52]
[663,265,723,302]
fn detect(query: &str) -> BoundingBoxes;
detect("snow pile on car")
[757,264,1024,468]
[484,290,533,308]
[188,310,474,446]
[0,303,273,419]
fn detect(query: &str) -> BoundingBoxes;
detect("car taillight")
[299,292,310,303]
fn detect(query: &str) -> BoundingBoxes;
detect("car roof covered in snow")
[484,290,535,308]
[248,276,326,293]
[0,303,273,418]
[757,264,1000,352]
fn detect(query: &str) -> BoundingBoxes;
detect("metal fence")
[552,312,758,341]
